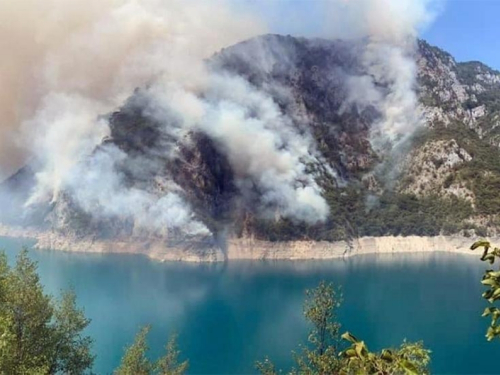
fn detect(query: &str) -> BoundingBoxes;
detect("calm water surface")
[1,237,498,374]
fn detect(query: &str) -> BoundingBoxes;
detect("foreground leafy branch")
[339,332,430,375]
[471,240,500,340]
[256,282,430,375]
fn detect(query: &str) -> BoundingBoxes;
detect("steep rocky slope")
[2,35,500,252]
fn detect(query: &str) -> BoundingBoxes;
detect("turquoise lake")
[1,236,498,374]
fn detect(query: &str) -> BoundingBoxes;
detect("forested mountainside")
[2,35,500,243]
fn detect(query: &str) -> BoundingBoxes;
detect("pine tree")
[155,334,189,375]
[115,326,154,375]
[115,326,188,375]
[0,249,93,374]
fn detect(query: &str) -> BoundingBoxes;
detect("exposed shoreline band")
[0,225,488,262]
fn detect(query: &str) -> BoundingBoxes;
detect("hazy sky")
[240,0,500,70]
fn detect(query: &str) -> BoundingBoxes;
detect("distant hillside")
[3,34,500,246]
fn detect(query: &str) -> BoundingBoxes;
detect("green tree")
[470,240,500,340]
[292,281,342,374]
[255,358,279,375]
[156,334,189,375]
[0,252,16,372]
[0,249,93,374]
[257,282,431,375]
[2,250,57,374]
[115,326,153,375]
[115,326,188,375]
[48,291,94,374]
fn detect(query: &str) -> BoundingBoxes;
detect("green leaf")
[380,349,394,362]
[341,332,359,344]
[481,278,499,287]
[342,348,357,358]
[471,240,491,250]
[483,289,494,299]
[487,270,500,278]
[354,342,367,359]
[482,253,497,264]
[400,359,419,375]
[486,326,498,341]
[482,307,497,317]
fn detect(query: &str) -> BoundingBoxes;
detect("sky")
[423,0,500,70]
[240,0,500,70]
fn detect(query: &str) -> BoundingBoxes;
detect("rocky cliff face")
[2,35,500,249]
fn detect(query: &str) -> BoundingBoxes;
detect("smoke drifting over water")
[0,0,442,236]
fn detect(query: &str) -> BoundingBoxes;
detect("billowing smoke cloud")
[0,0,262,233]
[324,0,441,41]
[0,0,331,235]
[0,0,444,237]
[66,145,210,236]
[243,0,443,181]
[0,0,261,171]
[153,73,329,223]
[201,75,328,223]
[0,1,246,174]
[330,0,442,156]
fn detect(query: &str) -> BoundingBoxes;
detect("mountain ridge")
[2,34,500,256]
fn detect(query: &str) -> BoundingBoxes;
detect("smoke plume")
[0,0,332,235]
[0,0,442,236]
[0,0,263,232]
[329,0,442,157]
[135,70,330,224]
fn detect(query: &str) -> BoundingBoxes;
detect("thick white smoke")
[0,0,263,233]
[0,0,443,236]
[66,145,210,236]
[24,94,109,205]
[193,73,328,222]
[0,0,331,234]
[0,0,255,174]
[141,72,330,224]
[327,0,443,154]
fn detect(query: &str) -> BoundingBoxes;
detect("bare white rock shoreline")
[0,224,491,262]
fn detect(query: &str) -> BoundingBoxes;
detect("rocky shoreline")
[0,225,488,262]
